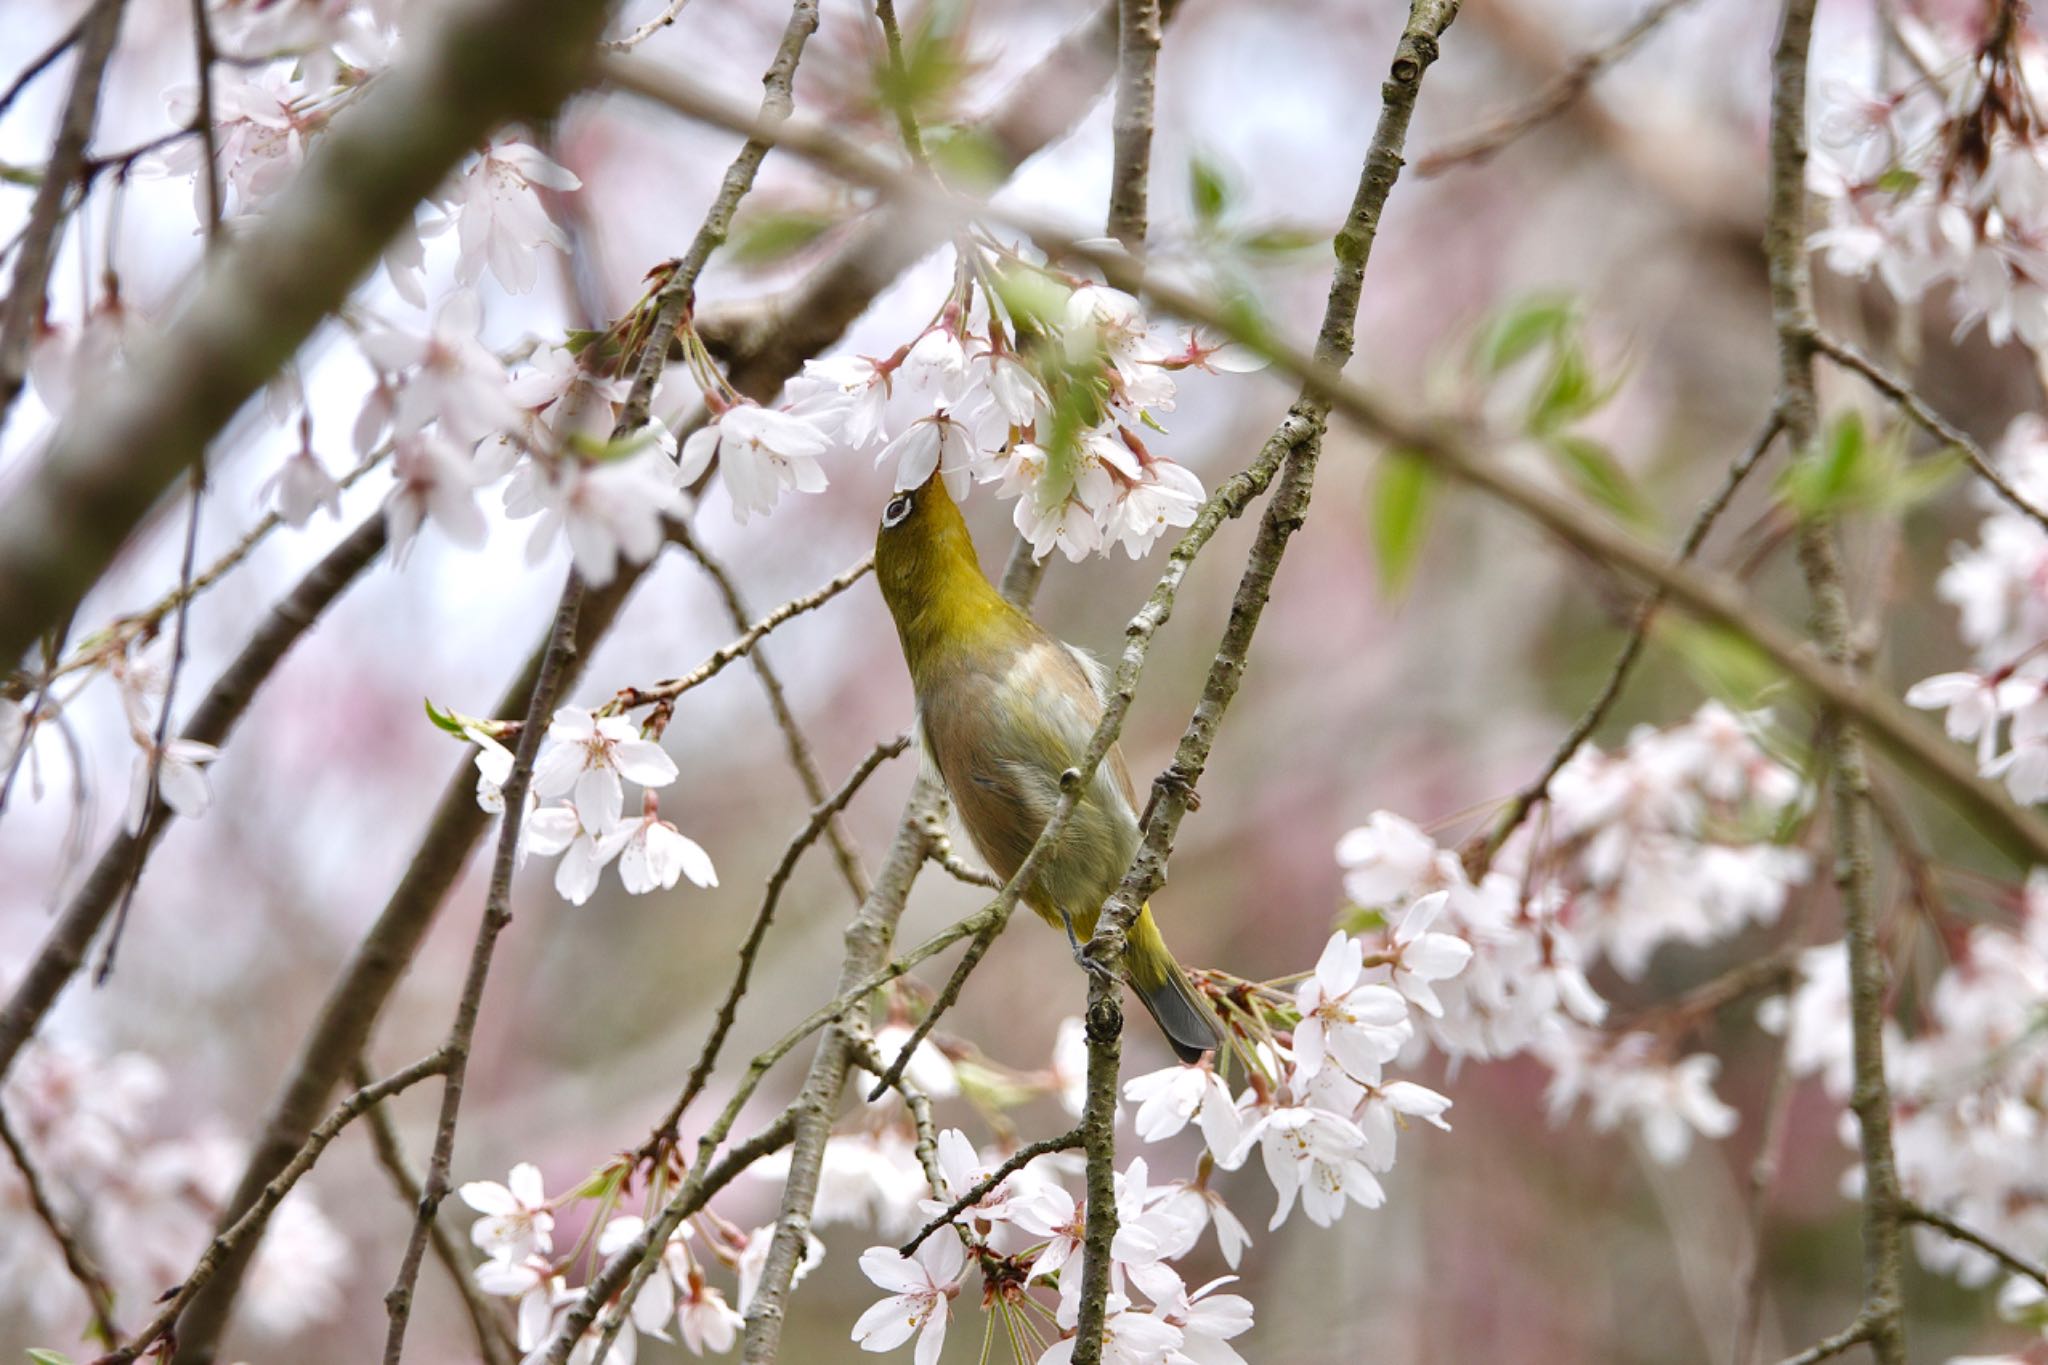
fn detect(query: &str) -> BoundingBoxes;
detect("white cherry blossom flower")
[875,1024,960,1099]
[851,1236,964,1364]
[524,802,629,905]
[459,1161,554,1261]
[360,291,521,448]
[504,446,680,586]
[676,405,833,522]
[383,432,488,561]
[474,1254,560,1349]
[124,737,219,833]
[532,706,679,834]
[1292,931,1412,1081]
[1238,1102,1383,1229]
[1384,890,1474,1017]
[264,446,343,526]
[1122,1063,1236,1146]
[450,139,581,294]
[613,794,718,894]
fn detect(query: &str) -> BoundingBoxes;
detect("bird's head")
[874,474,1015,671]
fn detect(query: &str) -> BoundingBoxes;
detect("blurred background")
[2,0,2041,1359]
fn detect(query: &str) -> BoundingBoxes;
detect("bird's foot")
[1059,910,1119,983]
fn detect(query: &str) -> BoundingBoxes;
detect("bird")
[873,473,1221,1063]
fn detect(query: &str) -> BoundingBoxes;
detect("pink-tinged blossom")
[1384,890,1473,1017]
[459,1161,554,1261]
[787,353,896,448]
[264,446,343,527]
[160,70,315,218]
[532,706,679,834]
[1237,1102,1383,1229]
[878,406,987,495]
[1292,931,1412,1082]
[524,803,628,905]
[851,1236,964,1365]
[359,291,522,448]
[676,405,833,522]
[474,1254,560,1350]
[504,447,680,586]
[124,737,219,833]
[1160,1274,1255,1365]
[875,1025,960,1100]
[1905,671,2025,768]
[383,433,489,561]
[450,139,582,295]
[1122,1063,1236,1146]
[612,793,718,894]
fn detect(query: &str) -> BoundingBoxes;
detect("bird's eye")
[881,493,914,528]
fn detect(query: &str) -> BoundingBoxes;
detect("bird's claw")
[1059,910,1119,983]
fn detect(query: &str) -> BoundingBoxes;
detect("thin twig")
[351,1056,518,1365]
[1812,327,2048,535]
[610,555,872,710]
[1773,1320,1871,1365]
[379,575,583,1365]
[105,1050,453,1364]
[899,1127,1082,1255]
[0,12,86,122]
[1767,1,1908,1359]
[871,0,929,167]
[188,0,223,237]
[1467,410,1784,873]
[1416,0,1701,174]
[1106,0,1162,251]
[607,0,694,51]
[865,907,1003,1101]
[1732,1010,1801,1365]
[637,733,910,1162]
[0,1098,122,1346]
[1902,1203,2048,1293]
[0,0,125,444]
[667,520,871,900]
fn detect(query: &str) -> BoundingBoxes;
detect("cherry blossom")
[676,405,834,522]
[383,432,489,561]
[851,1236,964,1364]
[532,706,679,835]
[265,445,344,526]
[525,803,629,905]
[459,1162,555,1261]
[1291,931,1412,1081]
[504,446,681,586]
[612,792,719,894]
[449,139,582,295]
[123,735,220,833]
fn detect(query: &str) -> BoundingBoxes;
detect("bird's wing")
[1058,641,1140,809]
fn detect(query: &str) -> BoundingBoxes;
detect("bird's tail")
[1124,903,1222,1064]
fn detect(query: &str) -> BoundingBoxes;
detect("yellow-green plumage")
[875,476,1219,1062]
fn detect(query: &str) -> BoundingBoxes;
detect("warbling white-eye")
[874,474,1221,1062]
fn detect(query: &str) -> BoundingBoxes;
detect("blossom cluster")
[467,706,717,907]
[1764,876,2048,1345]
[1335,702,1808,1163]
[3,1038,348,1347]
[1906,416,2048,803]
[1808,19,2048,349]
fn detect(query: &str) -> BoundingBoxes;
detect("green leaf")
[1527,339,1603,434]
[1890,446,1965,507]
[726,209,837,268]
[1547,434,1652,526]
[1235,224,1327,255]
[921,124,1006,189]
[1335,905,1388,935]
[1370,450,1437,598]
[1875,166,1921,195]
[29,1351,77,1365]
[1188,152,1232,226]
[1477,294,1576,376]
[1778,410,1868,516]
[423,697,469,737]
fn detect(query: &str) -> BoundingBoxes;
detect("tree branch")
[1902,1203,2048,1294]
[0,1098,121,1347]
[1773,1320,1871,1365]
[1106,0,1161,251]
[1415,0,1700,175]
[1766,1,1907,1360]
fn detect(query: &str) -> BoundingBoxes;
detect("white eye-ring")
[882,493,914,528]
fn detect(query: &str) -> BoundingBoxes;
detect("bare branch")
[1416,0,1700,175]
[1467,410,1784,873]
[1812,328,2048,535]
[1902,1203,2048,1294]
[1766,1,1907,1359]
[0,1098,121,1347]
[379,576,584,1364]
[899,1128,1082,1256]
[1773,1320,1871,1365]
[1106,0,1162,250]
[0,514,388,1084]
